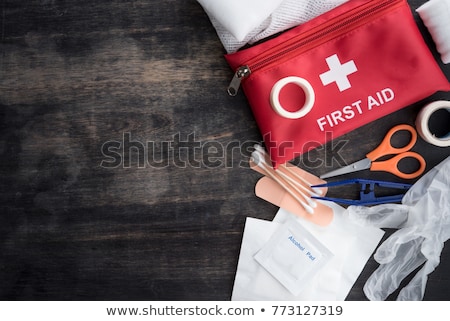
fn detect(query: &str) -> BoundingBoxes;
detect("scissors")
[311,179,412,205]
[320,124,426,180]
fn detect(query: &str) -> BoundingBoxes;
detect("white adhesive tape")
[270,76,315,119]
[415,100,450,147]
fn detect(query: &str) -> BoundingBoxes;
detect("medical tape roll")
[270,76,315,119]
[415,100,450,147]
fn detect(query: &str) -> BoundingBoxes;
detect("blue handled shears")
[311,179,411,206]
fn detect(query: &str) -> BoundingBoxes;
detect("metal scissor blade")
[320,158,372,179]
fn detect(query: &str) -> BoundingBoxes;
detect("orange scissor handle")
[370,151,426,179]
[366,124,417,161]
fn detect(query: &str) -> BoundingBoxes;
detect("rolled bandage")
[270,76,315,119]
[415,100,450,147]
[416,0,450,64]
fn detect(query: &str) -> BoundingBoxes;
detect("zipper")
[227,65,251,96]
[227,0,403,96]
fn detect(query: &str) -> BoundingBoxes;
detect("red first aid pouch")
[225,0,450,168]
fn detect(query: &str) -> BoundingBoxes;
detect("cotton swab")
[253,144,323,196]
[276,169,320,200]
[251,149,317,207]
[251,152,314,214]
[280,165,324,196]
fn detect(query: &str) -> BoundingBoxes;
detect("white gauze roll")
[416,0,450,64]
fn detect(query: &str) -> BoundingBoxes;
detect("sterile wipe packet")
[254,218,333,296]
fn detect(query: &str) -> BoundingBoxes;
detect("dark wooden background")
[1,0,449,301]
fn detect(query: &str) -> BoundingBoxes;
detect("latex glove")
[347,156,450,300]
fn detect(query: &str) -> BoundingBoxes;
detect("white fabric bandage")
[198,0,348,53]
[416,0,450,64]
[197,0,283,42]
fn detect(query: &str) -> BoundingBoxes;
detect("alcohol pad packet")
[254,218,333,296]
[231,203,385,300]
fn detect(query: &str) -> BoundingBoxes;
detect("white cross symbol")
[319,54,358,92]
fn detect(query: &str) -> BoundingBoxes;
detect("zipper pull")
[227,65,251,96]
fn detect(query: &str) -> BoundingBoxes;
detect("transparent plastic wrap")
[347,156,450,300]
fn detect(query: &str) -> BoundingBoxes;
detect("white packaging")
[231,203,385,301]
